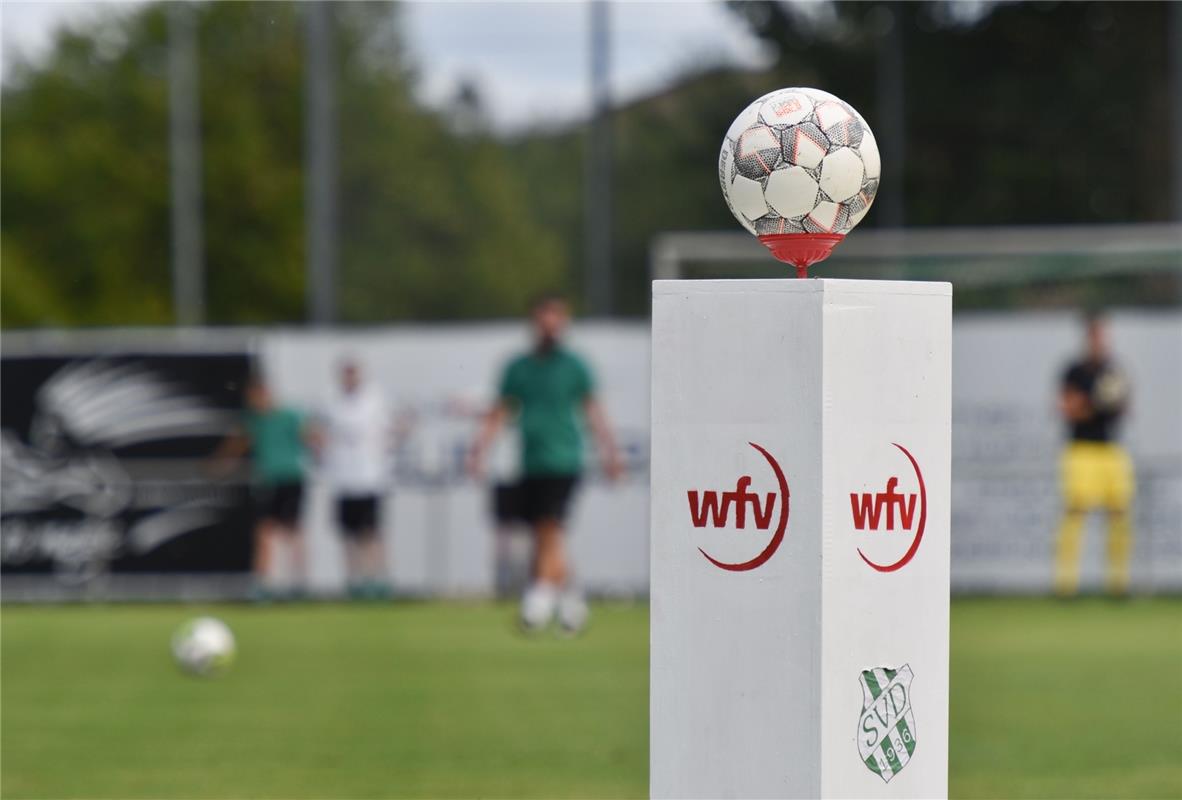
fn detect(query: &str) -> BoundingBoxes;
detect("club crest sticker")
[857,664,917,783]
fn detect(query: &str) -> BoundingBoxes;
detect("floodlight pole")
[305,1,338,326]
[584,0,613,317]
[1170,1,1182,225]
[167,2,205,326]
[875,2,906,229]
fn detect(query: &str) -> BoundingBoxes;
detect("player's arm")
[1058,385,1091,422]
[1058,368,1092,423]
[303,417,325,459]
[466,402,510,478]
[208,426,249,477]
[584,396,623,481]
[469,361,519,478]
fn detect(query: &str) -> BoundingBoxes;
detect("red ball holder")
[757,233,845,278]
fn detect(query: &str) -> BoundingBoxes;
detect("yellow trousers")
[1053,442,1135,596]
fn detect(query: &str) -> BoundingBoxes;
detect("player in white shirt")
[323,359,393,598]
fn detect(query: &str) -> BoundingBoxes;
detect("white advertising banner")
[259,323,652,597]
[2,309,1177,601]
[254,311,1178,599]
[650,279,951,799]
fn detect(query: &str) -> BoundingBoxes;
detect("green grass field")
[3,598,1180,799]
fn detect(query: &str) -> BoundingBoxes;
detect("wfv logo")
[853,443,927,573]
[687,442,789,572]
[850,477,918,532]
[688,476,776,530]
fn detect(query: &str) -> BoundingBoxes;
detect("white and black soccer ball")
[171,616,236,677]
[720,88,880,237]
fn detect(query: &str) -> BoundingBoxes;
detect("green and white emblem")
[857,664,917,783]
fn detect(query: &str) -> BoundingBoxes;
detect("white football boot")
[520,583,558,632]
[557,589,590,636]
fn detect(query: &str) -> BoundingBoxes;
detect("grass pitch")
[2,598,1180,799]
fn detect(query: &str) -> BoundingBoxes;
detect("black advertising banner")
[1,353,254,580]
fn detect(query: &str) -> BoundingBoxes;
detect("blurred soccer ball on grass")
[171,616,236,677]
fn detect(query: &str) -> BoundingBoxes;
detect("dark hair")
[530,291,568,312]
[1084,310,1107,329]
[243,369,268,401]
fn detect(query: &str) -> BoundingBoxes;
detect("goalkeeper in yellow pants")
[1054,314,1135,596]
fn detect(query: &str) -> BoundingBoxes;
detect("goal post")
[650,223,1182,292]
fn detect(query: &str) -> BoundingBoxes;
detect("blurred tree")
[4,1,1173,325]
[510,0,1174,316]
[509,67,782,316]
[729,0,1174,226]
[1,2,563,327]
[1,10,174,327]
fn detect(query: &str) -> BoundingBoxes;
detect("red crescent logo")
[857,443,926,573]
[698,442,790,572]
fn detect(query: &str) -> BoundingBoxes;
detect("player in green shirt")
[468,293,622,632]
[213,375,315,598]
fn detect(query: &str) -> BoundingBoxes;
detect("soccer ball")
[1094,368,1130,413]
[171,617,236,677]
[719,87,880,238]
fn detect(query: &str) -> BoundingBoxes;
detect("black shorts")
[255,481,304,528]
[337,495,380,538]
[493,483,522,525]
[502,475,579,525]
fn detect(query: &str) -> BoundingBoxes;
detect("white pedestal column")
[650,279,951,799]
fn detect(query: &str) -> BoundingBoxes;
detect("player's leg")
[519,477,561,630]
[541,476,588,634]
[342,539,363,596]
[520,476,587,632]
[492,483,527,598]
[1103,445,1135,596]
[275,482,306,596]
[1053,444,1090,596]
[359,495,390,597]
[1053,511,1086,596]
[338,497,365,597]
[250,484,281,599]
[493,524,519,598]
[252,517,280,597]
[520,516,562,630]
[359,533,388,595]
[535,515,569,585]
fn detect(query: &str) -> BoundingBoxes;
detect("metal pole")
[305,1,338,325]
[875,2,906,229]
[1170,0,1182,223]
[584,0,613,316]
[168,1,205,325]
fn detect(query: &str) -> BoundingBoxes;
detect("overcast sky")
[0,1,771,130]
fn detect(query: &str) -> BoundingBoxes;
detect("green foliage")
[610,70,786,314]
[509,1,1176,315]
[509,68,783,316]
[1,2,563,327]
[3,1,1175,325]
[2,10,174,326]
[730,1,1175,226]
